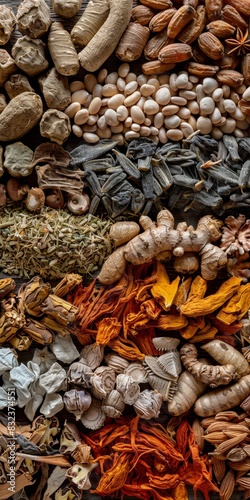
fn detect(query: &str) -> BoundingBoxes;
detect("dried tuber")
[38,68,71,110]
[4,74,34,98]
[48,22,80,76]
[0,5,16,45]
[116,22,150,62]
[98,209,227,284]
[16,0,51,38]
[51,0,82,19]
[77,0,133,72]
[0,91,43,141]
[0,49,17,86]
[11,36,49,77]
[71,0,109,47]
[168,368,208,416]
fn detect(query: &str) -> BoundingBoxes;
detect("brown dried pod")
[140,0,173,10]
[25,187,45,212]
[216,69,244,87]
[116,23,150,62]
[48,22,80,76]
[18,276,51,316]
[40,293,78,326]
[16,0,51,38]
[0,5,16,45]
[0,49,17,86]
[4,74,34,99]
[191,42,210,63]
[186,62,220,76]
[50,0,82,19]
[205,0,223,21]
[221,5,248,31]
[11,36,49,77]
[198,32,224,60]
[178,5,206,45]
[206,20,236,38]
[223,0,250,17]
[219,470,235,500]
[149,8,177,32]
[0,92,43,141]
[38,68,71,111]
[158,42,193,63]
[144,28,172,60]
[132,5,155,25]
[242,54,250,86]
[167,4,196,39]
[219,50,239,71]
[142,59,176,74]
[22,318,54,344]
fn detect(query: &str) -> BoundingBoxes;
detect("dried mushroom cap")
[0,184,6,207]
[0,5,16,45]
[0,49,17,86]
[11,36,49,77]
[40,109,71,145]
[67,193,90,215]
[80,398,106,430]
[31,142,71,168]
[25,187,45,212]
[4,73,34,98]
[4,141,34,177]
[16,0,51,38]
[38,67,71,110]
[46,189,65,209]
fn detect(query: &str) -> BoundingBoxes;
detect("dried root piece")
[71,0,109,47]
[180,343,237,388]
[0,5,16,45]
[116,23,150,61]
[51,0,82,19]
[12,36,49,77]
[0,91,43,141]
[48,22,80,76]
[16,0,51,38]
[4,74,34,98]
[38,67,71,110]
[39,109,71,145]
[0,49,16,86]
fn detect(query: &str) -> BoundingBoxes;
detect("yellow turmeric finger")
[151,261,180,311]
[216,283,250,324]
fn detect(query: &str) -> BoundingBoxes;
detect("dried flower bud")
[16,0,51,38]
[12,36,49,77]
[64,389,92,420]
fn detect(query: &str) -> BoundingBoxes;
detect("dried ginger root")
[180,343,237,388]
[98,209,227,284]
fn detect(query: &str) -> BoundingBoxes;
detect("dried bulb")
[63,389,92,420]
[68,361,93,388]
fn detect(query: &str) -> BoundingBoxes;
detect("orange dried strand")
[108,337,145,361]
[95,317,121,345]
[91,452,130,495]
[130,328,159,356]
[171,481,189,500]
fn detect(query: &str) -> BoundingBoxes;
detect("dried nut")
[238,99,250,116]
[206,20,236,38]
[149,8,177,32]
[142,60,176,75]
[198,32,224,59]
[0,5,16,45]
[158,43,193,63]
[216,69,244,87]
[11,36,49,77]
[167,5,196,39]
[131,5,155,25]
[116,23,150,62]
[186,62,220,76]
[140,0,174,10]
[178,5,206,45]
[16,0,51,38]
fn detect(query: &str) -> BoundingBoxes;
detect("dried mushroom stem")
[78,0,133,72]
[48,22,80,77]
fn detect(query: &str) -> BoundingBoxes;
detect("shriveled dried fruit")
[216,69,244,87]
[198,32,224,59]
[116,23,150,61]
[158,43,193,63]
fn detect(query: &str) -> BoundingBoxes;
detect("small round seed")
[166,129,183,140]
[83,132,100,143]
[88,97,102,114]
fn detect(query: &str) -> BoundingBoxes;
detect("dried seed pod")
[206,20,236,38]
[186,61,220,76]
[11,36,49,77]
[167,4,196,39]
[142,59,176,74]
[144,28,172,60]
[0,49,16,86]
[132,5,155,25]
[140,0,173,9]
[149,8,177,32]
[223,0,250,17]
[205,0,223,20]
[158,43,193,63]
[216,69,244,87]
[178,5,206,45]
[219,470,235,500]
[116,23,150,62]
[198,32,224,59]
[242,54,250,86]
[48,22,80,76]
[0,5,16,45]
[50,0,82,18]
[38,68,71,111]
[0,91,43,141]
[16,0,51,38]
[40,109,71,145]
[221,5,248,31]
[4,74,34,98]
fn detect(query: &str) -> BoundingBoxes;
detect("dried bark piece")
[11,36,49,77]
[38,67,71,110]
[48,22,80,76]
[31,142,71,168]
[116,22,150,61]
[4,73,34,98]
[0,92,43,141]
[0,5,16,45]
[16,0,51,38]
[0,48,16,86]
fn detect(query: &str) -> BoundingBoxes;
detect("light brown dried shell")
[105,353,130,373]
[144,28,171,61]
[221,5,248,31]
[147,373,177,401]
[157,351,182,380]
[124,362,148,383]
[132,5,155,25]
[219,469,235,500]
[140,0,173,10]
[153,336,180,351]
[210,456,226,484]
[238,99,250,116]
[192,418,205,452]
[167,4,196,39]
[178,5,206,45]
[80,344,104,371]
[216,69,244,87]
[142,60,176,75]
[186,62,219,76]
[80,398,106,430]
[143,355,174,380]
[133,389,162,419]
[102,389,125,418]
[206,20,236,38]
[242,54,250,86]
[149,8,177,32]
